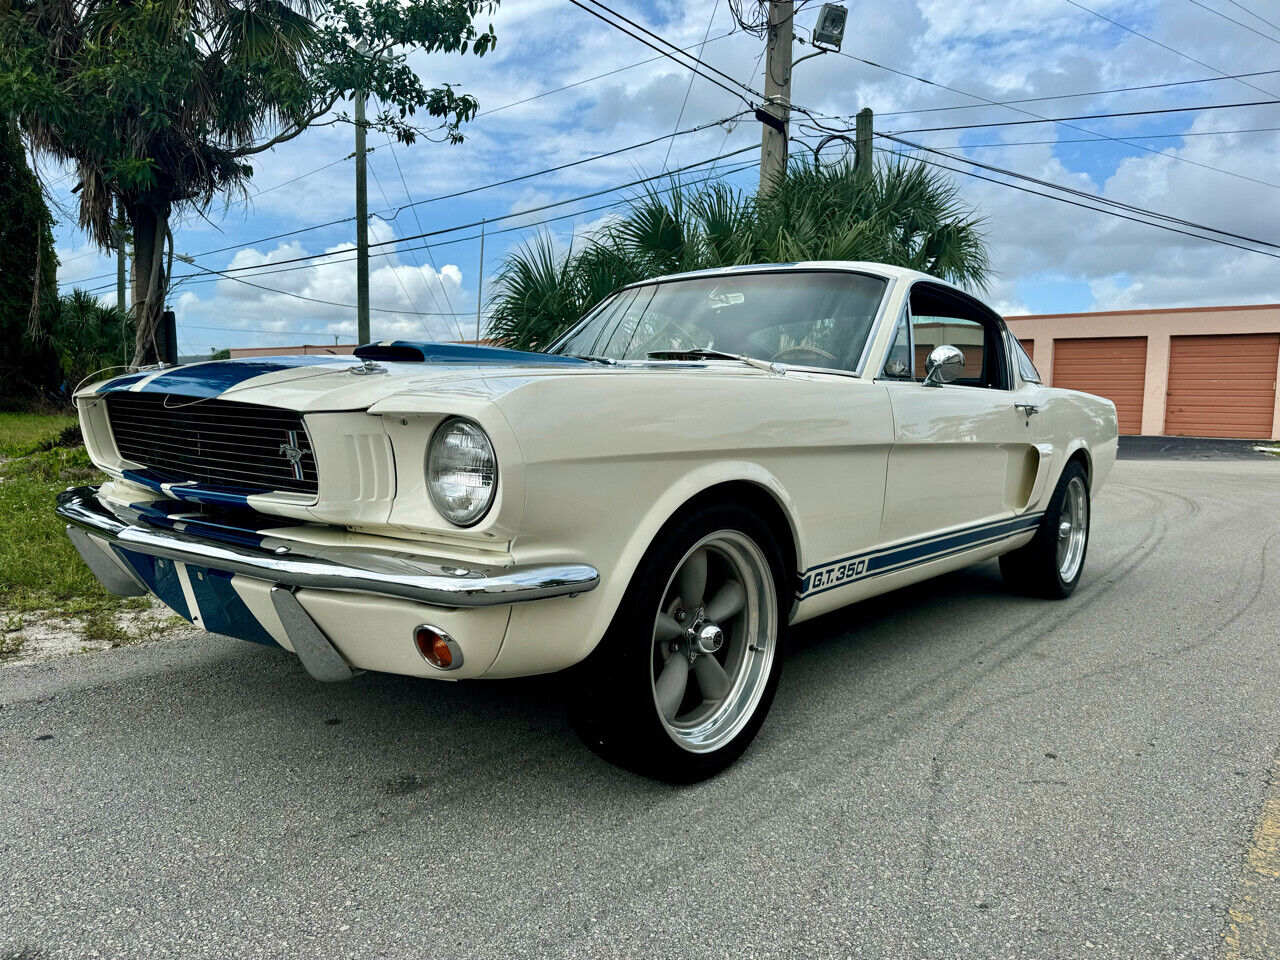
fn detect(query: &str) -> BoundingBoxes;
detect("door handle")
[1014,402,1039,417]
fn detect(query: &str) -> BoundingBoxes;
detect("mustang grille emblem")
[278,430,306,481]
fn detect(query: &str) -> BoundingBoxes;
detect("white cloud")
[44,0,1280,350]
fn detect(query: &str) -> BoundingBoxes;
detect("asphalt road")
[3,459,1280,960]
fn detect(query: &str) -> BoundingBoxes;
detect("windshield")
[550,270,888,372]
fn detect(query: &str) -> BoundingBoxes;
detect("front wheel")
[999,460,1090,598]
[571,503,787,782]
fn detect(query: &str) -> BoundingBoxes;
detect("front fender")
[488,459,804,678]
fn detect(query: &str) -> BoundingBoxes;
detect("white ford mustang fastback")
[60,262,1117,781]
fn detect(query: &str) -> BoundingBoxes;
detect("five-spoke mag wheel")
[651,531,777,754]
[571,503,787,782]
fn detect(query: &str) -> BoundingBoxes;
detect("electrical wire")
[565,0,761,105]
[663,0,720,171]
[860,140,1280,261]
[1185,0,1280,46]
[909,125,1280,150]
[72,112,753,287]
[876,68,1280,119]
[886,99,1280,134]
[877,131,1280,251]
[802,41,1280,193]
[1062,0,1280,99]
[166,145,761,280]
[164,159,762,331]
[1220,0,1280,35]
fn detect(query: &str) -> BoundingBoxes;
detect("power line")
[1220,0,1280,35]
[911,125,1280,150]
[878,132,1280,252]
[385,137,465,340]
[565,0,760,106]
[153,157,761,293]
[1062,0,1280,99]
[886,99,1280,134]
[663,0,720,170]
[1185,0,1280,46]
[162,159,762,334]
[478,29,739,122]
[864,140,1280,261]
[87,157,760,304]
[174,145,760,279]
[806,43,1280,193]
[877,68,1280,119]
[72,113,752,287]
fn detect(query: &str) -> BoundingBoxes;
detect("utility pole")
[475,219,485,344]
[758,0,793,192]
[855,108,874,170]
[113,200,128,364]
[354,90,370,345]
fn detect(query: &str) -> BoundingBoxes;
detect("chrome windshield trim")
[547,267,898,378]
[56,487,599,609]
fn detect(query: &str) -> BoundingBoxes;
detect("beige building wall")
[229,344,357,358]
[1005,303,1280,440]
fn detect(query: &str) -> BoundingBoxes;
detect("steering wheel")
[769,345,838,366]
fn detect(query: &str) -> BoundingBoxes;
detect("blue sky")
[41,0,1280,355]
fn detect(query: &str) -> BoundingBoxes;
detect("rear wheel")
[999,461,1090,598]
[571,503,787,782]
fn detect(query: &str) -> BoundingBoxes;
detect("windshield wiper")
[646,349,784,375]
[567,354,617,364]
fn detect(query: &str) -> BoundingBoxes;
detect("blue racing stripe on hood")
[96,356,354,398]
[353,341,587,365]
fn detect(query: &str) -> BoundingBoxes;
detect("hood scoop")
[353,340,587,366]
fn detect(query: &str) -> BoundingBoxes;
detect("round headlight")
[426,417,497,527]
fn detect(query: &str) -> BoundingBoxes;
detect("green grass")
[0,411,79,458]
[0,412,146,623]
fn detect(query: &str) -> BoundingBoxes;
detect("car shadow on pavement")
[162,559,1027,799]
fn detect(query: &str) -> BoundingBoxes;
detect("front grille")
[104,393,319,496]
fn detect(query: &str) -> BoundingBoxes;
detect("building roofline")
[1006,301,1280,321]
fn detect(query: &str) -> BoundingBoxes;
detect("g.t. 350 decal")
[806,557,868,592]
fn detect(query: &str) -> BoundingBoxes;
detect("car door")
[878,282,1043,548]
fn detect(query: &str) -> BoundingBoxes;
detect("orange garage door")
[1052,337,1147,434]
[1165,334,1279,439]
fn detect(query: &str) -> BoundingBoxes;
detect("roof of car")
[638,261,965,294]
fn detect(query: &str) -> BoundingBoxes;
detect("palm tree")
[2,0,497,365]
[50,288,133,391]
[487,158,990,351]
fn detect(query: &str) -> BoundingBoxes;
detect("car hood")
[76,348,774,412]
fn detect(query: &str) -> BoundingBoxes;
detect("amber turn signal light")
[414,625,461,670]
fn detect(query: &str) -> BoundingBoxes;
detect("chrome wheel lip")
[1056,475,1088,582]
[650,530,777,755]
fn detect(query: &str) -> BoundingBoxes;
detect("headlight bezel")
[425,416,499,528]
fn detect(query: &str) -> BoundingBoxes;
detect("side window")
[881,308,913,379]
[907,284,1009,389]
[1012,337,1042,383]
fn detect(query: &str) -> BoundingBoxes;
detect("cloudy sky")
[41,0,1280,355]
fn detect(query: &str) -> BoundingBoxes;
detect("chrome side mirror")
[923,344,964,387]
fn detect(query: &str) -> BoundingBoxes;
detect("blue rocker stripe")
[800,511,1045,599]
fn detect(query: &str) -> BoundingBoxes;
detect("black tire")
[570,501,788,783]
[999,460,1090,599]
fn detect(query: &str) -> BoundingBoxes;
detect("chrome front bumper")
[56,486,600,608]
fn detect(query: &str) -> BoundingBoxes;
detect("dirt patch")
[0,599,190,667]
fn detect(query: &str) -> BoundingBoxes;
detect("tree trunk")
[129,201,171,367]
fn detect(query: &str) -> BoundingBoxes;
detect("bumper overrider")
[56,486,600,681]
